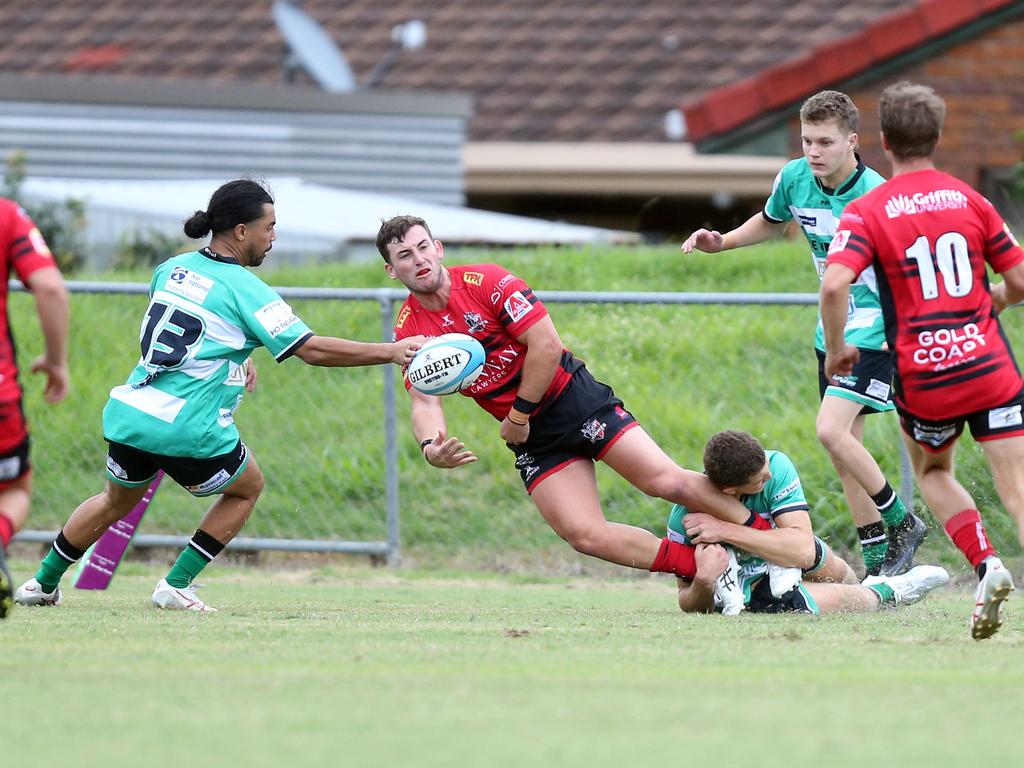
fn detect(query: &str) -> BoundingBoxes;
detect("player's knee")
[634,469,684,501]
[815,418,843,454]
[558,523,605,556]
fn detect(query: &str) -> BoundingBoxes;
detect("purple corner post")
[74,471,164,590]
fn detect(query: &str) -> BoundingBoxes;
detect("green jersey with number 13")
[102,249,313,458]
[764,157,886,351]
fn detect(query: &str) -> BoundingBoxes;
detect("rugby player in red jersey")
[821,81,1024,639]
[0,198,69,617]
[379,215,790,586]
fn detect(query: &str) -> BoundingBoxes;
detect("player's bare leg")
[600,427,749,525]
[195,459,265,544]
[62,481,151,550]
[979,436,1024,548]
[530,461,663,568]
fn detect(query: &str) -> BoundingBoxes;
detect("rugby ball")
[407,333,486,396]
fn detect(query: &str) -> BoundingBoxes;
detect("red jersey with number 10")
[826,169,1024,420]
[393,263,576,420]
[0,198,59,404]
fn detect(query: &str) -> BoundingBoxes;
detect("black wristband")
[420,438,433,453]
[513,396,539,414]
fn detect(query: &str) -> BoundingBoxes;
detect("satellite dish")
[273,0,357,93]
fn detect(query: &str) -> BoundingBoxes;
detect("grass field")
[3,558,1022,768]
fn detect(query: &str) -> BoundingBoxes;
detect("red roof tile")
[0,0,1010,143]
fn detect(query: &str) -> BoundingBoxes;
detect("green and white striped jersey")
[102,249,313,458]
[764,157,886,351]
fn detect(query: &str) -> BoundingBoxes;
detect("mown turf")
[2,560,1022,768]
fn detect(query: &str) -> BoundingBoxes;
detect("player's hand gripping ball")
[407,333,486,395]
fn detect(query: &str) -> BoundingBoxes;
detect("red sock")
[747,513,772,531]
[650,538,696,578]
[944,509,997,569]
[0,512,13,549]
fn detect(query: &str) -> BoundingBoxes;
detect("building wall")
[785,16,1024,190]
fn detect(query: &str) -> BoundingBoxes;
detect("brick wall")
[786,16,1024,188]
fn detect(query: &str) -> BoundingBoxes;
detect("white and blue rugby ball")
[407,333,486,396]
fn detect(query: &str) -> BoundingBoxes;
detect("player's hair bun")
[183,210,212,239]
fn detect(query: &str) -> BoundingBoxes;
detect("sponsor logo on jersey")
[581,419,607,443]
[254,299,300,337]
[827,229,851,255]
[989,404,1023,429]
[463,271,484,286]
[187,469,231,495]
[504,291,533,322]
[514,453,535,469]
[496,273,516,290]
[395,305,411,330]
[440,313,456,329]
[913,324,986,370]
[166,266,214,304]
[106,456,128,480]
[865,379,891,401]
[463,312,486,334]
[912,423,957,448]
[798,214,817,227]
[466,344,520,393]
[884,189,969,219]
[27,227,52,257]
[770,479,801,503]
[524,464,540,482]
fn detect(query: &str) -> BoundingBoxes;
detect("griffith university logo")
[884,194,917,219]
[885,189,969,219]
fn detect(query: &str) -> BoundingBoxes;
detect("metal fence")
[14,280,914,564]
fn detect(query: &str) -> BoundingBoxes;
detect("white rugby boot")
[14,577,63,606]
[767,562,802,598]
[151,579,217,612]
[883,565,949,606]
[714,547,745,616]
[971,557,1013,640]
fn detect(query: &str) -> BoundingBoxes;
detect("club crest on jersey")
[463,271,484,286]
[581,419,606,443]
[504,291,533,322]
[463,312,486,334]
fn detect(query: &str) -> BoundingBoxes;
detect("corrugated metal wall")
[0,75,472,206]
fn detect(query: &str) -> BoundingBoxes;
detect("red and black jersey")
[393,264,578,420]
[827,169,1024,420]
[0,198,58,404]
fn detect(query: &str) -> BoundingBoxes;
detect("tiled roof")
[0,0,999,143]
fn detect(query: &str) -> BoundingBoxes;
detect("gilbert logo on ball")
[408,333,486,395]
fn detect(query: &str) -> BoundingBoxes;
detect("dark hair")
[376,215,433,262]
[880,81,945,161]
[799,90,859,134]
[183,179,274,239]
[703,430,767,489]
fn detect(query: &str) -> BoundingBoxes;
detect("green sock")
[867,582,896,606]
[165,547,210,589]
[857,522,887,576]
[35,531,85,593]
[872,484,907,527]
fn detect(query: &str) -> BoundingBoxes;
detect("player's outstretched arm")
[26,265,70,403]
[680,213,783,254]
[411,388,477,469]
[676,544,728,613]
[294,335,424,367]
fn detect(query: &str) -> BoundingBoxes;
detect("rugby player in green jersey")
[15,180,423,612]
[671,431,947,615]
[682,90,926,578]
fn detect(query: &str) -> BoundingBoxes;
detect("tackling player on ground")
[673,430,948,615]
[822,81,1024,639]
[682,91,925,579]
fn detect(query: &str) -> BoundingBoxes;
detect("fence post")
[898,438,915,513]
[381,292,401,566]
